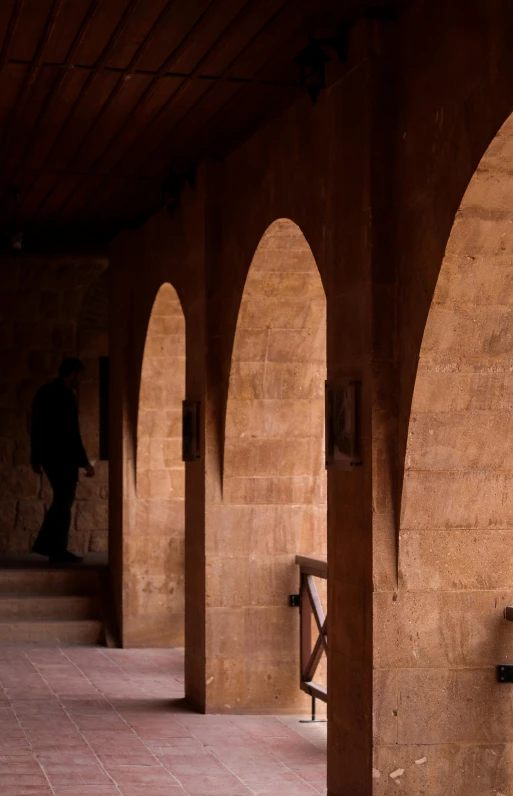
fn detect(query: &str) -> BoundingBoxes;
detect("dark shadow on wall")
[0,254,108,555]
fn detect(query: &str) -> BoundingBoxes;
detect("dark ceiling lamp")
[294,42,332,105]
[294,34,349,105]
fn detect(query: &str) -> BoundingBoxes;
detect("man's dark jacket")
[30,379,89,469]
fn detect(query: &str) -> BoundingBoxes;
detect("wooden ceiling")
[0,0,402,248]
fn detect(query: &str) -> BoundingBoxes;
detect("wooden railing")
[295,555,327,711]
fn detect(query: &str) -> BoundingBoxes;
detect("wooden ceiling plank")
[0,0,67,147]
[199,0,289,76]
[68,0,225,208]
[52,173,106,223]
[34,172,85,223]
[77,175,134,224]
[78,0,222,179]
[0,0,68,207]
[90,76,185,174]
[19,171,60,219]
[64,0,183,174]
[115,79,212,175]
[28,172,67,222]
[0,63,28,128]
[133,0,292,178]
[142,81,246,177]
[32,0,141,170]
[4,66,61,175]
[2,0,368,242]
[72,74,153,172]
[132,0,217,74]
[225,0,321,79]
[6,55,297,87]
[103,0,169,71]
[0,0,26,69]
[50,72,121,172]
[18,0,141,223]
[9,0,104,183]
[101,0,259,178]
[139,0,322,177]
[24,69,91,172]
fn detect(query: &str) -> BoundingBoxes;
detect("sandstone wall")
[372,1,513,794]
[109,192,207,659]
[108,1,513,794]
[110,26,375,787]
[0,254,109,554]
[216,218,327,711]
[374,111,513,796]
[133,283,185,646]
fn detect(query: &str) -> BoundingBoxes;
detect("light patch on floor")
[0,645,326,795]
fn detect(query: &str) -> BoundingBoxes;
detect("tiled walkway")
[0,646,327,795]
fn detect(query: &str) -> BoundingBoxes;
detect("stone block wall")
[108,2,513,791]
[0,254,109,554]
[374,113,513,793]
[131,282,186,647]
[212,218,327,712]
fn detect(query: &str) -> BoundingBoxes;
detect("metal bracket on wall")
[497,665,513,683]
[182,400,201,462]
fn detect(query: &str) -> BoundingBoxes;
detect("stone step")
[0,595,100,621]
[0,568,99,596]
[0,619,105,644]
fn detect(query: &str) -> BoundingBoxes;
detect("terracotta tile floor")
[0,646,327,795]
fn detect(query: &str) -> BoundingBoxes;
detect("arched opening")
[396,113,513,785]
[129,283,185,647]
[219,218,327,712]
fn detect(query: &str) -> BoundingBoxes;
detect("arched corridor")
[2,1,513,794]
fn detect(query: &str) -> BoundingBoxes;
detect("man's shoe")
[48,550,83,564]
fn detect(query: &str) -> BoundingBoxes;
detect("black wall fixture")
[294,41,334,105]
[163,167,196,218]
[295,5,398,105]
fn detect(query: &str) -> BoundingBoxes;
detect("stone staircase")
[0,555,110,644]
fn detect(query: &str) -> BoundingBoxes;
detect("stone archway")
[389,113,513,788]
[126,283,186,647]
[210,218,327,712]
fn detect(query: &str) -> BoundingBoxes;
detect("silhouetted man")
[30,358,95,563]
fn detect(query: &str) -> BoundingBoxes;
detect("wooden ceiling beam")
[65,0,248,216]
[0,0,373,242]
[10,0,105,188]
[74,0,235,180]
[60,0,185,175]
[34,0,194,222]
[79,0,288,213]
[134,0,299,179]
[0,0,26,69]
[140,0,333,178]
[120,0,289,174]
[0,0,66,166]
[6,58,297,87]
[17,0,142,218]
